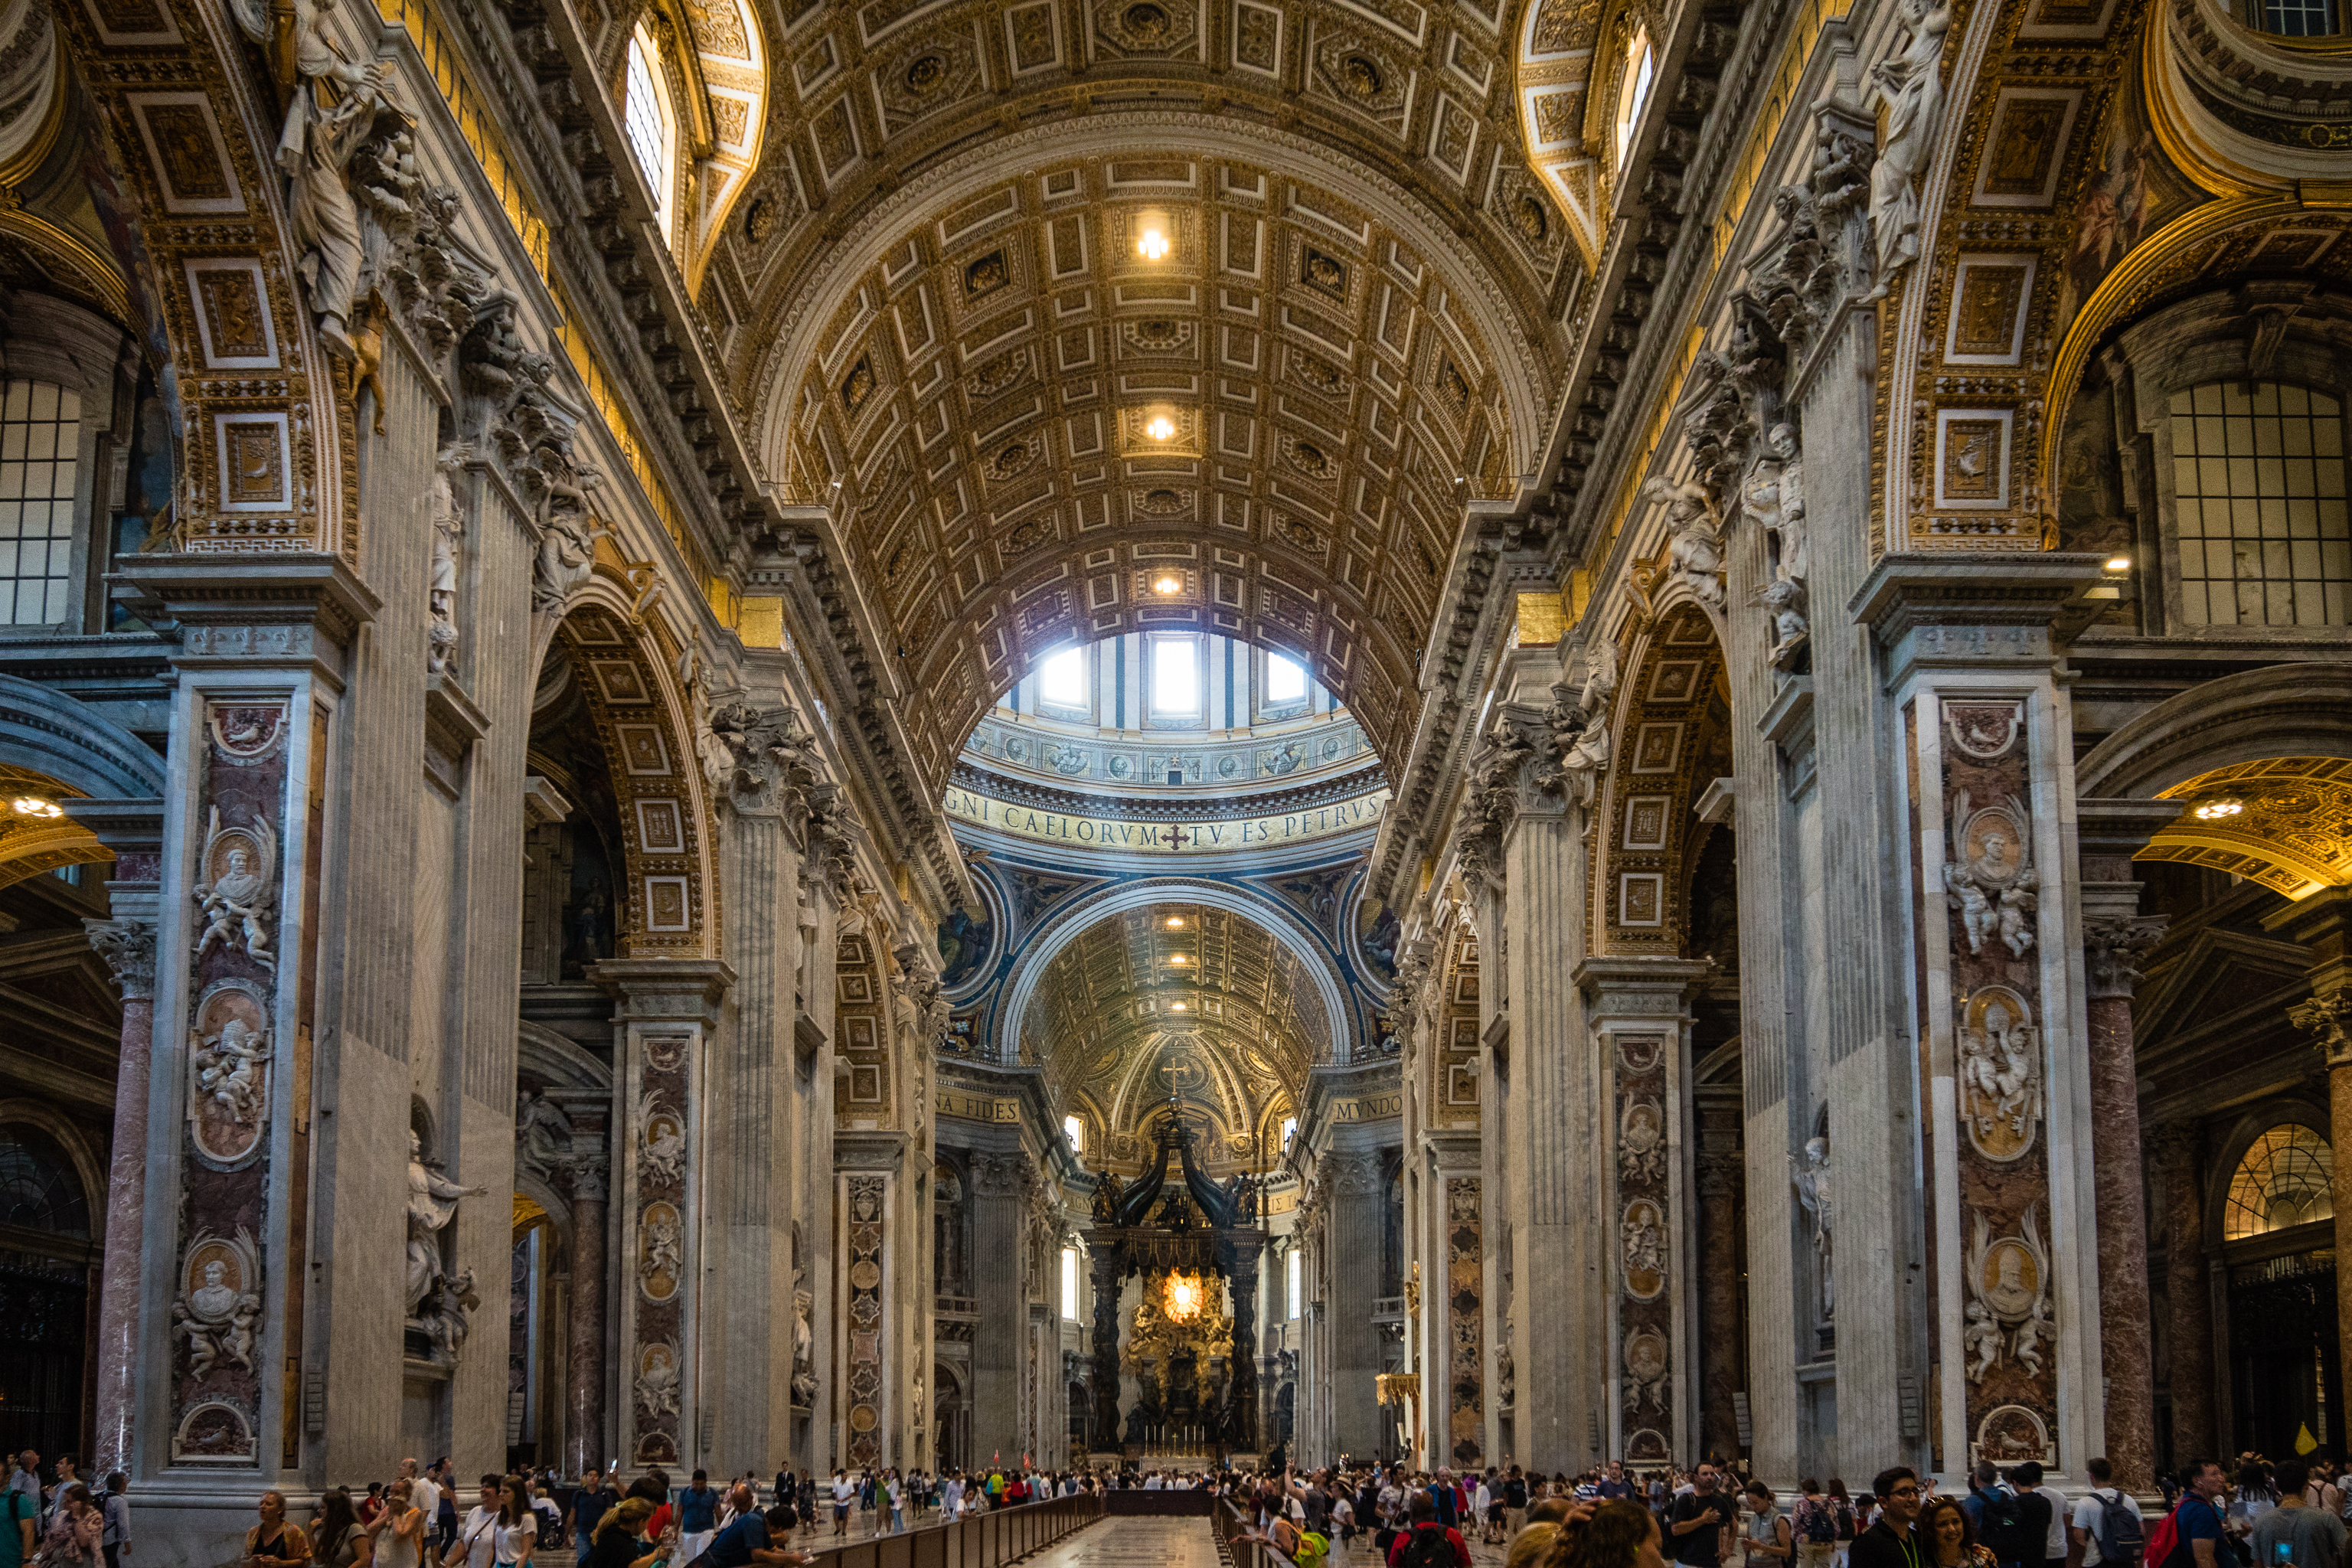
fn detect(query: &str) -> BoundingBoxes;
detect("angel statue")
[194,809,278,971]
[1092,1169,1125,1223]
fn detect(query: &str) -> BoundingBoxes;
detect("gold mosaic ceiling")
[1024,902,1326,1154]
[2144,756,2352,901]
[687,0,1578,791]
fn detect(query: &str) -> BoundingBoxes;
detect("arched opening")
[2213,1118,2341,1459]
[623,25,677,244]
[0,1119,94,1463]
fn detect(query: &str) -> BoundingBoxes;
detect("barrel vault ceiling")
[1022,901,1329,1156]
[663,0,1578,789]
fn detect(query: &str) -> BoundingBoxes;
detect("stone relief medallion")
[1626,1427,1669,1463]
[1978,1233,2040,1318]
[1616,1033,1664,1074]
[1945,701,2024,761]
[173,1226,263,1380]
[173,1398,256,1462]
[639,1200,684,1301]
[849,1258,883,1291]
[642,1034,688,1073]
[1619,1100,1665,1181]
[1972,1403,2051,1465]
[1957,804,2027,880]
[635,1341,680,1419]
[1958,985,2041,1162]
[189,980,271,1165]
[639,1100,685,1187]
[1620,1199,1666,1298]
[1622,1328,1668,1413]
[207,703,287,763]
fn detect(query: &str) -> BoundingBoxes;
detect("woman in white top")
[492,1481,537,1568]
[374,1482,426,1568]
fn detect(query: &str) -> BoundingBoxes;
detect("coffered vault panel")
[1023,901,1326,1152]
[737,116,1572,795]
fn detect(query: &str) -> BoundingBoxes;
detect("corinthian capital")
[83,917,156,1001]
[2291,990,2352,1068]
[2082,914,2168,1001]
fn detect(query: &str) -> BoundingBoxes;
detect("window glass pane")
[1040,646,1088,707]
[2170,381,2349,628]
[1061,1247,1080,1320]
[624,34,671,222]
[1063,1114,1085,1151]
[2226,1125,2334,1240]
[0,379,77,626]
[1266,652,1306,703]
[1285,1249,1301,1319]
[1149,636,1199,715]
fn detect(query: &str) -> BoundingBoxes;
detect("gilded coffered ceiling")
[1024,901,1324,1155]
[672,0,1579,791]
[2143,756,2352,902]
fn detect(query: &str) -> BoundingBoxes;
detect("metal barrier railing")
[798,1493,1106,1568]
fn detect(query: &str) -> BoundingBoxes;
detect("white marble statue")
[1866,0,1953,298]
[427,445,467,677]
[406,1129,485,1319]
[638,1344,681,1419]
[195,1017,270,1122]
[1641,475,1726,613]
[1792,1135,1833,1320]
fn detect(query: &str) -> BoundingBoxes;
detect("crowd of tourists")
[8,1440,2350,1568]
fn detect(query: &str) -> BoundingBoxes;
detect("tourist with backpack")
[1387,1493,1471,1568]
[2249,1462,2344,1568]
[1795,1481,1839,1568]
[1978,1468,2054,1568]
[2146,1462,2232,1568]
[2070,1458,2145,1568]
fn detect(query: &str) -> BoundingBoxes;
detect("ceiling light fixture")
[1145,414,1177,442]
[1136,210,1171,260]
[1166,916,1184,929]
[2194,798,2244,821]
[1171,1001,1187,1011]
[2105,554,2133,573]
[1169,955,1188,965]
[1153,574,1182,595]
[11,795,60,818]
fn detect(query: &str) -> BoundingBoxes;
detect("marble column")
[83,905,158,1477]
[1694,1151,1744,1463]
[2272,889,2352,1416]
[1087,1241,1122,1452]
[2147,1122,2214,1467]
[567,1153,610,1474]
[2081,909,2167,1491]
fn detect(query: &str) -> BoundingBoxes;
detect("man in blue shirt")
[2164,1462,2230,1568]
[703,1494,814,1568]
[678,1472,721,1565]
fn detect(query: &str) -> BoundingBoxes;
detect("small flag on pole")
[2298,1423,2320,1455]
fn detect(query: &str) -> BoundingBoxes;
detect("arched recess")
[0,1100,106,1251]
[545,596,718,958]
[1591,603,1730,956]
[996,877,1354,1073]
[0,672,168,887]
[2076,665,2352,897]
[518,1018,615,1094]
[2077,665,2352,800]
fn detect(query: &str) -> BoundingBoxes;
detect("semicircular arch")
[2076,664,2352,800]
[1592,603,1728,955]
[997,877,1354,1075]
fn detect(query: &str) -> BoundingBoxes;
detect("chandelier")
[1162,1269,1208,1323]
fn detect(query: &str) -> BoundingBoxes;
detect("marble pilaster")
[1578,958,1709,1467]
[1324,1146,1386,1456]
[1694,1152,1744,1462]
[590,957,733,1475]
[969,1147,1028,1463]
[2146,1122,2214,1468]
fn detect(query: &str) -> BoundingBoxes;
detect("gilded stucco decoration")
[2140,756,2352,901]
[1513,0,1658,270]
